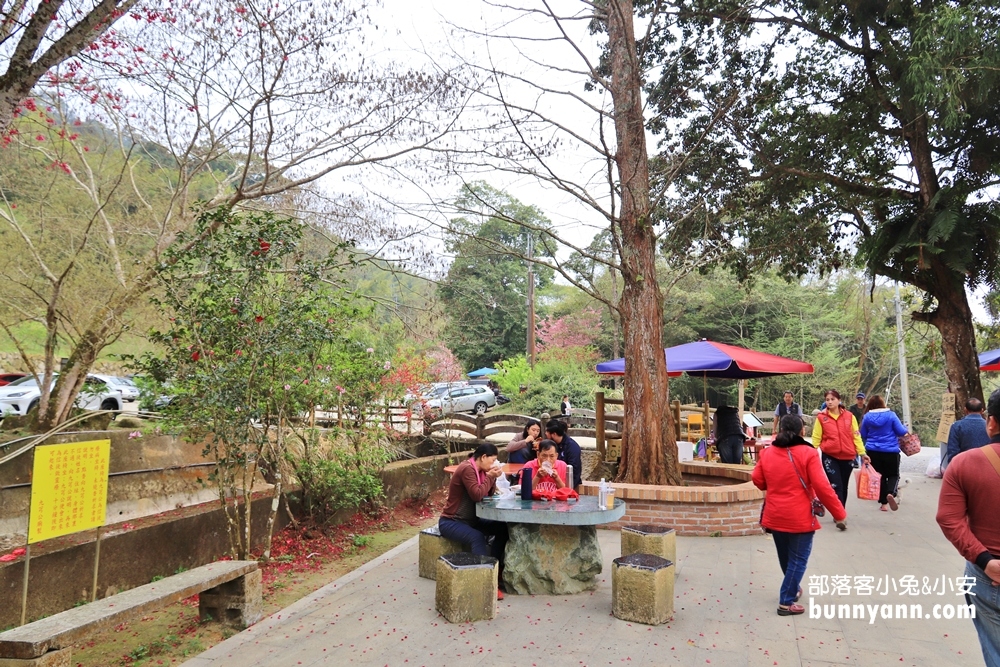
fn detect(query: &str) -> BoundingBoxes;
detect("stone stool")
[611,554,674,625]
[621,524,676,565]
[418,526,465,580]
[435,553,498,623]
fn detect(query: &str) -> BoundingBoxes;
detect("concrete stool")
[419,526,465,580]
[435,553,498,623]
[621,524,676,564]
[612,554,674,625]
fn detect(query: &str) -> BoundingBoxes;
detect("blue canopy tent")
[467,367,498,377]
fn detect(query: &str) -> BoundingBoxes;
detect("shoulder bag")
[788,448,825,517]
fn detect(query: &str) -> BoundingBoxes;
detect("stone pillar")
[503,524,602,595]
[435,554,498,623]
[621,524,676,565]
[612,554,674,625]
[199,569,263,628]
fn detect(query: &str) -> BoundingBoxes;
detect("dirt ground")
[70,488,447,667]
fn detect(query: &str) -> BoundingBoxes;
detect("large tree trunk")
[606,0,682,486]
[912,272,983,409]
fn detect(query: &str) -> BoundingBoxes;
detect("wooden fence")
[422,412,621,446]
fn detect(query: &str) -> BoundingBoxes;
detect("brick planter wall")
[581,461,764,537]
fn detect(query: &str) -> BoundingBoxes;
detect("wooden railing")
[423,412,621,445]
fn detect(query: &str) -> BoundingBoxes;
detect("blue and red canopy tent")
[979,349,1000,372]
[595,339,814,379]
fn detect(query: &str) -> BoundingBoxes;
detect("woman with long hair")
[753,414,847,615]
[859,394,909,511]
[505,419,542,464]
[811,389,869,529]
[438,443,508,599]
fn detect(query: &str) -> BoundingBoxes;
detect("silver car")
[93,374,140,402]
[424,385,497,415]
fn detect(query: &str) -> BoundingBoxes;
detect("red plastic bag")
[899,432,921,457]
[855,462,880,501]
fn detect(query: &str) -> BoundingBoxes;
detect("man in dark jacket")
[545,420,582,488]
[772,391,800,433]
[713,405,747,464]
[848,393,866,433]
[943,398,991,472]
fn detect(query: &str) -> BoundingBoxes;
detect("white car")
[93,374,140,402]
[423,385,496,416]
[0,374,123,417]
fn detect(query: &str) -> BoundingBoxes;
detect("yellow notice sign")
[28,440,110,544]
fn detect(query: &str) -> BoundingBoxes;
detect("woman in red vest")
[811,389,869,530]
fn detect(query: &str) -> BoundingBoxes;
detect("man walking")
[942,398,990,472]
[848,393,866,431]
[936,388,1000,667]
[772,391,800,433]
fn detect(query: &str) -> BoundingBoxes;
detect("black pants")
[867,450,901,505]
[822,453,855,509]
[717,435,744,464]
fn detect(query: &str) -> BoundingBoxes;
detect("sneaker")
[835,520,847,531]
[497,588,504,601]
[887,495,898,511]
[777,603,805,616]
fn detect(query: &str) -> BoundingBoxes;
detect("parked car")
[92,374,140,402]
[0,373,27,386]
[423,385,496,416]
[0,374,123,417]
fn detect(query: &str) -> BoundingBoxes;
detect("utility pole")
[894,284,912,425]
[526,232,536,368]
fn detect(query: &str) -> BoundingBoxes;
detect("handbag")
[899,432,921,457]
[787,449,825,517]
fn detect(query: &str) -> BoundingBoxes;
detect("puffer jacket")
[752,437,847,533]
[860,408,908,453]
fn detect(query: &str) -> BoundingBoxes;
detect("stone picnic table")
[477,495,626,595]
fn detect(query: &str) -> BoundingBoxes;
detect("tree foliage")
[642,0,1000,406]
[137,208,367,558]
[438,182,555,370]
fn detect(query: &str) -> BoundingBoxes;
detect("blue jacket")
[859,409,908,453]
[943,414,990,471]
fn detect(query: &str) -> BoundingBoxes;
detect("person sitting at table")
[545,419,582,488]
[505,419,542,464]
[519,440,568,492]
[438,443,509,599]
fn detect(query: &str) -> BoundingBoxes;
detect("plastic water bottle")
[598,478,608,510]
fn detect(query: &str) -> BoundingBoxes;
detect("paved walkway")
[181,447,984,667]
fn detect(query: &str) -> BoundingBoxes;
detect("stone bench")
[435,553,497,623]
[418,526,466,580]
[0,560,261,666]
[611,553,674,625]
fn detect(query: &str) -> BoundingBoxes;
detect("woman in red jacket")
[753,414,847,615]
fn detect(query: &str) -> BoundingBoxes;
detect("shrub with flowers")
[134,208,376,559]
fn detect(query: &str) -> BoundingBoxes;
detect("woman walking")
[812,389,869,529]
[859,395,909,511]
[753,414,847,615]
